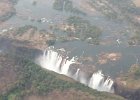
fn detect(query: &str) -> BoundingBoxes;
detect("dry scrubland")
[133,0,140,7]
[0,0,15,22]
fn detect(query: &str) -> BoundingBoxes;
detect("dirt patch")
[0,1,12,16]
[98,52,121,65]
[133,0,140,7]
[1,26,55,50]
[0,0,15,22]
[116,64,140,89]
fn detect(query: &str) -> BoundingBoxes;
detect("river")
[0,0,139,77]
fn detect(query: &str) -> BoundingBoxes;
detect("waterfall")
[73,68,80,80]
[61,57,77,75]
[37,47,114,93]
[88,71,114,93]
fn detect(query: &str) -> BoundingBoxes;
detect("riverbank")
[0,0,18,23]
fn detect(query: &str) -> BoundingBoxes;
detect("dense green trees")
[0,58,78,99]
[66,16,102,44]
[0,55,125,100]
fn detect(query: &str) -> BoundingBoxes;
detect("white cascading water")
[60,57,77,75]
[73,68,80,80]
[88,71,114,93]
[37,46,114,93]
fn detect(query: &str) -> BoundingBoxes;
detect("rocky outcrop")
[0,0,17,22]
[114,82,140,100]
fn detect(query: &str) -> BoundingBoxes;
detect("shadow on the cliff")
[0,37,42,60]
[114,83,140,100]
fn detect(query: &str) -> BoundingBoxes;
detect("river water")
[0,0,140,77]
[54,40,140,77]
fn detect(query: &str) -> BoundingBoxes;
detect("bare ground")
[133,0,140,7]
[0,0,15,22]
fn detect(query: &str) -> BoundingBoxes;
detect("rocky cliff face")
[114,64,140,100]
[114,82,140,100]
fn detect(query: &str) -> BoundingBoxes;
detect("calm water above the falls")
[0,0,140,78]
[54,41,140,77]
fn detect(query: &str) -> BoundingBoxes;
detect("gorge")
[37,46,114,93]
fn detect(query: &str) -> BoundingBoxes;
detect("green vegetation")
[15,25,37,35]
[53,0,63,11]
[0,55,125,100]
[0,10,16,22]
[129,31,140,45]
[47,39,56,46]
[53,0,86,15]
[90,0,118,20]
[53,16,102,44]
[11,0,19,4]
[108,0,136,14]
[134,68,140,76]
[46,33,56,46]
[129,64,140,78]
[118,64,140,89]
[66,16,102,44]
[90,0,138,20]
[0,0,18,22]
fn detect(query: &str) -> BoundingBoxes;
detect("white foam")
[37,47,114,93]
